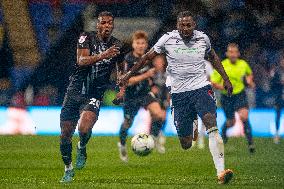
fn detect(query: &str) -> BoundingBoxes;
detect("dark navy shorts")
[171,85,217,137]
[221,91,248,119]
[60,88,104,122]
[124,93,157,120]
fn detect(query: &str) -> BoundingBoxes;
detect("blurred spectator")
[33,85,58,106]
[0,78,12,106]
[0,25,3,48]
[1,0,283,107]
[250,54,274,107]
[10,92,26,108]
[270,52,284,144]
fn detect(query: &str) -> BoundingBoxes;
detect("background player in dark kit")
[271,54,284,144]
[117,31,166,162]
[150,55,171,153]
[59,11,127,183]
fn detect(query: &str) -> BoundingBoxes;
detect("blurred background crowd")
[0,0,283,108]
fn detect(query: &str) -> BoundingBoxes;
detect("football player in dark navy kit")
[150,55,170,153]
[117,31,166,162]
[59,11,127,183]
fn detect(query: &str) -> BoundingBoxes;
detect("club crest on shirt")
[79,35,87,43]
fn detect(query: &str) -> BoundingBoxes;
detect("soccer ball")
[131,133,155,156]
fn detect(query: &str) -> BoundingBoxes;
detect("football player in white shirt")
[119,11,233,184]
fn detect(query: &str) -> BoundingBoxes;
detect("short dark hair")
[98,11,114,19]
[177,11,194,21]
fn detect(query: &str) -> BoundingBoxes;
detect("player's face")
[177,16,196,39]
[226,46,240,63]
[132,38,148,56]
[97,16,114,39]
[153,56,166,72]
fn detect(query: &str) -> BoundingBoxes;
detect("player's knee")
[202,113,217,130]
[179,136,193,150]
[151,109,166,121]
[123,118,132,129]
[60,121,76,139]
[78,111,97,133]
[226,119,235,128]
[239,109,249,122]
[181,141,192,150]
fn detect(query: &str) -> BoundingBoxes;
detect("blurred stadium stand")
[0,0,283,107]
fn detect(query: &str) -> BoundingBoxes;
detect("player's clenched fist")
[145,68,156,77]
[101,45,120,59]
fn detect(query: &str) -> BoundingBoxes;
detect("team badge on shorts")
[208,89,216,103]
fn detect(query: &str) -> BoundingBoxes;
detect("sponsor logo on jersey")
[174,47,203,54]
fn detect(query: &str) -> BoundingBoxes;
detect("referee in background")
[210,43,255,153]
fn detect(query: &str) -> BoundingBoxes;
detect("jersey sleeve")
[204,34,212,54]
[244,60,252,75]
[153,34,169,54]
[210,69,222,84]
[124,53,131,63]
[122,53,131,72]
[77,32,90,49]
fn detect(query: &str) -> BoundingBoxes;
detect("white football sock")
[65,162,73,171]
[207,127,225,176]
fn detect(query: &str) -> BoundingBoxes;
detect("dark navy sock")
[243,120,253,146]
[151,120,164,137]
[60,137,72,166]
[119,125,129,146]
[276,109,281,132]
[221,122,228,138]
[79,130,92,148]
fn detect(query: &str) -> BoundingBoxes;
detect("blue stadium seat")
[29,3,54,54]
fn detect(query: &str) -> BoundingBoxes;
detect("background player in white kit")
[119,11,234,184]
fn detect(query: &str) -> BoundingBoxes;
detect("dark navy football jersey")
[124,52,151,99]
[68,31,127,96]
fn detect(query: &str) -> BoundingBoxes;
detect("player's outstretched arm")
[77,46,120,67]
[207,49,233,96]
[119,48,157,86]
[128,68,156,86]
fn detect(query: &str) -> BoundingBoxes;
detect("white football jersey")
[153,30,211,94]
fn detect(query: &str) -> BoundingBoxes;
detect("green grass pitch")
[0,136,283,188]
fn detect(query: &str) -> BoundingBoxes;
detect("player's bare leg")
[118,117,133,162]
[238,108,255,153]
[177,119,198,150]
[147,101,167,153]
[60,120,76,182]
[193,119,199,141]
[202,112,233,184]
[179,135,193,150]
[76,111,97,169]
